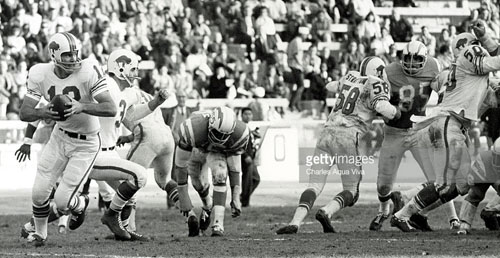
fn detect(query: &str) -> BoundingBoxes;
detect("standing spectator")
[118,0,137,22]
[437,28,452,50]
[304,44,322,75]
[436,44,453,70]
[6,25,25,57]
[173,63,195,97]
[145,3,163,35]
[459,9,479,33]
[153,66,175,93]
[287,26,308,111]
[56,6,73,32]
[383,43,399,64]
[165,43,183,76]
[27,2,42,35]
[389,8,413,42]
[416,26,436,56]
[340,40,364,71]
[193,13,211,38]
[357,11,381,45]
[320,47,338,75]
[161,90,196,143]
[240,107,261,207]
[234,3,255,47]
[254,5,277,36]
[208,63,230,98]
[0,60,14,119]
[213,4,229,40]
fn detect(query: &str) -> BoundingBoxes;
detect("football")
[50,94,72,121]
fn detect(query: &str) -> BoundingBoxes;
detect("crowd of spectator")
[1,0,500,126]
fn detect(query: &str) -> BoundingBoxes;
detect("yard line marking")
[0,253,166,258]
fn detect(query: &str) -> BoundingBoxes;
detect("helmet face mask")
[48,32,82,73]
[208,107,236,145]
[401,41,427,76]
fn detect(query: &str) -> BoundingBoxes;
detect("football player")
[19,32,117,246]
[276,56,401,234]
[457,138,500,234]
[113,84,179,233]
[175,107,250,236]
[391,26,500,232]
[89,49,170,241]
[370,41,461,232]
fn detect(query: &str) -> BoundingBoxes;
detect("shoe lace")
[115,213,126,230]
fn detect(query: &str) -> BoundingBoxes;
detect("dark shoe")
[187,214,199,237]
[21,218,35,238]
[69,195,90,230]
[230,201,241,218]
[409,214,432,231]
[199,208,211,232]
[481,210,500,230]
[276,225,298,235]
[369,213,389,231]
[315,209,336,233]
[390,216,418,232]
[101,209,131,240]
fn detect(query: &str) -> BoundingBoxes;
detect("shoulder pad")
[28,64,50,84]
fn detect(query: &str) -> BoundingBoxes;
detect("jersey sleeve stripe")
[91,78,106,90]
[25,93,41,101]
[230,128,249,150]
[27,88,42,98]
[186,121,196,147]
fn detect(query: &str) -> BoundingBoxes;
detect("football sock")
[33,200,50,239]
[401,183,425,203]
[321,199,341,218]
[110,182,137,212]
[165,180,179,205]
[58,215,69,228]
[198,186,212,210]
[378,193,391,214]
[459,201,477,226]
[419,199,442,217]
[395,197,422,220]
[290,207,308,226]
[212,205,225,227]
[69,195,86,214]
[213,185,227,227]
[444,200,459,221]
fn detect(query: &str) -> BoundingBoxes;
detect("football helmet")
[360,56,386,79]
[208,106,236,145]
[107,49,140,86]
[401,41,428,76]
[492,138,500,170]
[48,32,82,72]
[451,32,479,59]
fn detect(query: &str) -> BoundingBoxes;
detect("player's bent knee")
[377,184,392,198]
[211,162,228,185]
[298,189,317,211]
[465,186,487,206]
[335,190,356,208]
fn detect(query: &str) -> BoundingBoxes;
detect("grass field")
[1,181,500,258]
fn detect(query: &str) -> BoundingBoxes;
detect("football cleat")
[449,219,461,230]
[369,212,389,231]
[58,225,67,234]
[457,222,471,235]
[390,216,418,232]
[409,214,432,231]
[187,214,200,237]
[276,225,299,235]
[211,224,224,237]
[30,233,46,247]
[480,210,500,230]
[69,194,90,230]
[316,209,336,233]
[21,218,35,238]
[101,209,131,240]
[391,191,405,215]
[230,201,241,218]
[199,208,211,232]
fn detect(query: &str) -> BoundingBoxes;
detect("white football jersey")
[438,45,500,121]
[25,59,107,134]
[98,76,126,148]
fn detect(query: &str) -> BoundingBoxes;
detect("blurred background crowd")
[0,0,499,124]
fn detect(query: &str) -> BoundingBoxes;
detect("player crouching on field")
[175,107,250,236]
[276,56,401,234]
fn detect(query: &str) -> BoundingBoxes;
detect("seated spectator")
[6,25,26,57]
[380,27,394,54]
[304,44,322,75]
[383,43,399,64]
[459,8,479,33]
[254,5,277,36]
[193,13,211,38]
[437,28,452,50]
[213,4,229,39]
[165,43,183,75]
[320,47,338,76]
[357,11,381,45]
[340,40,364,71]
[352,0,378,24]
[416,26,436,56]
[262,64,286,98]
[390,8,413,42]
[262,0,287,22]
[436,45,453,70]
[332,0,356,25]
[153,66,175,94]
[311,9,333,42]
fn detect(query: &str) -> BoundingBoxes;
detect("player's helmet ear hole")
[119,68,124,72]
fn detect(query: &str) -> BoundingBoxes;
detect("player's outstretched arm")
[125,89,169,122]
[64,91,117,118]
[473,21,500,56]
[20,97,59,122]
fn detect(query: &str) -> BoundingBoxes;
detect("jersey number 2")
[48,85,81,101]
[334,84,360,115]
[115,100,127,128]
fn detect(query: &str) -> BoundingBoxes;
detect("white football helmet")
[208,106,236,145]
[48,32,82,72]
[451,32,479,59]
[107,49,140,86]
[401,41,428,76]
[360,56,386,79]
[493,138,500,170]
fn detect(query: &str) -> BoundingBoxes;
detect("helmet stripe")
[360,56,373,76]
[61,32,75,52]
[217,108,224,129]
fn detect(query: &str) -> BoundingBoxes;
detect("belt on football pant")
[59,128,87,140]
[101,146,115,151]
